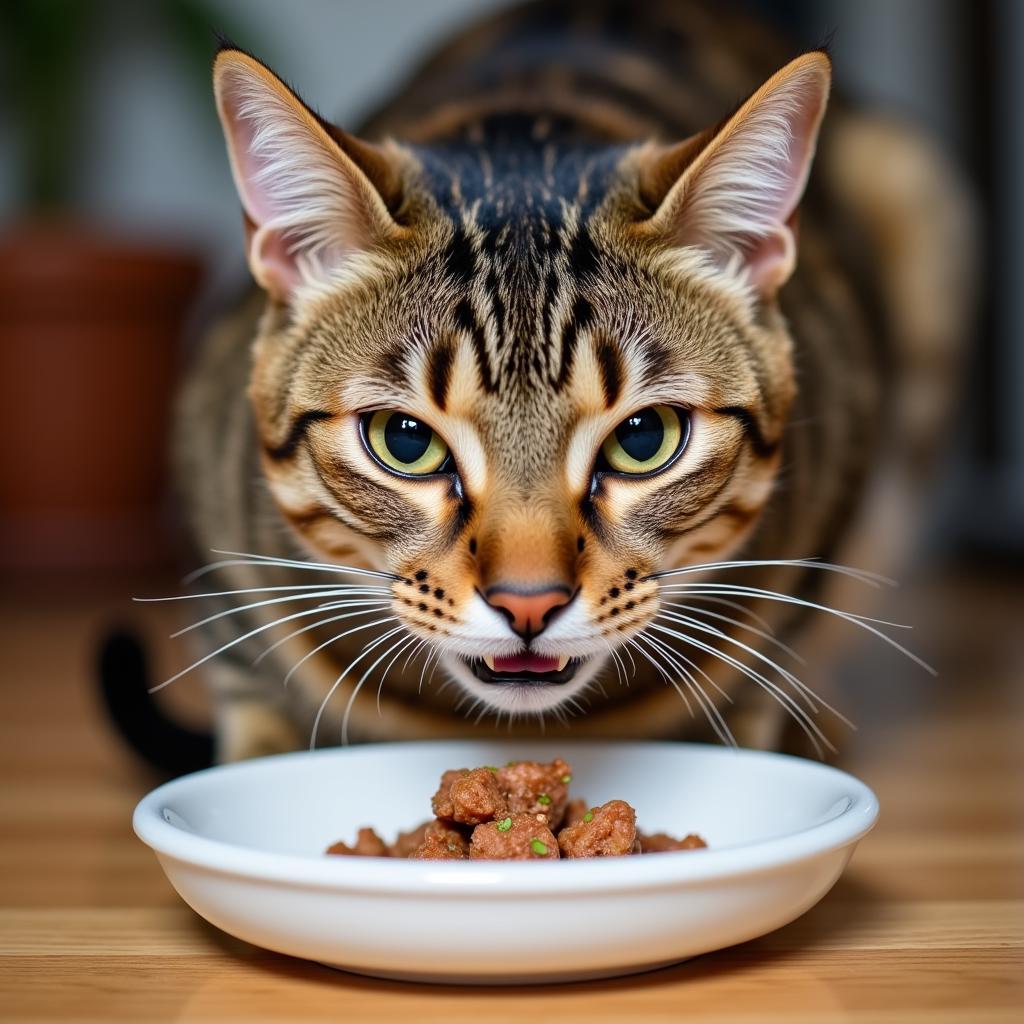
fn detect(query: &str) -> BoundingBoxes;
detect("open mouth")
[462,652,583,686]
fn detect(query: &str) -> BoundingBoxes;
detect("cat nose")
[484,585,572,640]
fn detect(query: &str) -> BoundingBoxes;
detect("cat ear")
[641,52,831,297]
[213,48,402,302]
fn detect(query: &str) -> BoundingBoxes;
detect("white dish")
[133,740,877,985]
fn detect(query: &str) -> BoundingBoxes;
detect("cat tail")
[97,628,215,777]
[823,112,979,477]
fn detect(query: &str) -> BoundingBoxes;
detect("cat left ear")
[213,48,402,302]
[640,52,831,298]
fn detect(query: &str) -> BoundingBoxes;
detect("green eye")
[601,405,687,475]
[364,410,450,476]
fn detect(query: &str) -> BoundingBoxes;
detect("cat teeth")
[555,655,569,672]
[482,655,496,672]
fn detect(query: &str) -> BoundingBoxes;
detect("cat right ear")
[637,52,831,298]
[213,49,403,302]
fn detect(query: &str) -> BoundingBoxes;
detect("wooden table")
[2,565,1022,1022]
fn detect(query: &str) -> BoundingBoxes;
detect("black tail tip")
[97,626,215,778]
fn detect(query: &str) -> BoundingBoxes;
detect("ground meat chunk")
[562,798,589,828]
[410,820,470,860]
[388,820,431,858]
[557,799,638,858]
[325,827,390,857]
[470,812,559,860]
[638,831,708,853]
[444,767,508,825]
[430,768,468,821]
[326,756,707,861]
[496,758,573,829]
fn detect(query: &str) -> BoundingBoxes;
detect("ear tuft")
[213,51,399,301]
[644,52,831,297]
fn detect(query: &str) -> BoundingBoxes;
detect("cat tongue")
[493,652,560,674]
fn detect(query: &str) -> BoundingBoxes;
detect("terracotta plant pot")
[0,221,203,571]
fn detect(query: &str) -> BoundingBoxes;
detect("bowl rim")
[133,740,879,896]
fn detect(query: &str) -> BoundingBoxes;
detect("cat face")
[214,49,828,716]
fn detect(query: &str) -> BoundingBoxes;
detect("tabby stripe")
[595,334,623,406]
[428,338,455,411]
[554,294,593,389]
[485,265,507,343]
[454,298,497,393]
[310,455,425,544]
[281,504,335,530]
[444,227,477,287]
[264,410,334,461]
[567,224,599,279]
[714,406,778,458]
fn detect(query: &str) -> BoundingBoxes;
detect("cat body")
[161,0,972,765]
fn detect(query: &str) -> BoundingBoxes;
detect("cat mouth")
[461,652,582,686]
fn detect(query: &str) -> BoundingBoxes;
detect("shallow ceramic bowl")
[133,740,877,985]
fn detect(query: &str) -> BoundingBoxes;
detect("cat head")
[212,47,830,716]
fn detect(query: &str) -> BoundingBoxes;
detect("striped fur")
[175,0,973,761]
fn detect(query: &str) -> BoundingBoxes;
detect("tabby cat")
[113,0,973,770]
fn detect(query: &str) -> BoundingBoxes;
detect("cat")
[104,0,974,772]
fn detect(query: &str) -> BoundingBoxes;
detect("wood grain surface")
[1,565,1021,1023]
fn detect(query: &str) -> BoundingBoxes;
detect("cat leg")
[727,686,790,751]
[206,659,303,763]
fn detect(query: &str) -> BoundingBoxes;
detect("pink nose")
[485,586,572,639]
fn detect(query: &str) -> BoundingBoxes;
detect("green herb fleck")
[582,811,594,824]
[484,765,498,773]
[496,817,513,832]
[530,838,549,856]
[537,793,551,806]
[561,774,573,784]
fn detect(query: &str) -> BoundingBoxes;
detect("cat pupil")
[616,408,663,462]
[385,414,431,464]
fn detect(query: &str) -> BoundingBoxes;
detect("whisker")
[341,632,418,744]
[149,602,392,694]
[283,615,397,687]
[634,631,726,738]
[134,582,390,604]
[673,611,845,724]
[623,635,692,716]
[617,636,638,676]
[309,625,406,749]
[186,549,399,584]
[645,557,895,588]
[418,646,440,694]
[607,643,628,688]
[662,600,803,662]
[252,603,392,667]
[375,633,422,715]
[401,636,430,676]
[657,608,834,716]
[657,582,911,629]
[170,589,390,638]
[678,594,775,632]
[640,632,737,747]
[598,637,626,688]
[425,654,443,692]
[658,583,933,673]
[644,629,734,704]
[647,622,832,756]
